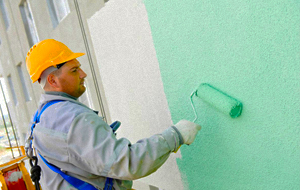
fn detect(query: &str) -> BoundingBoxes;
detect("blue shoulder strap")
[31,100,114,190]
[30,100,64,136]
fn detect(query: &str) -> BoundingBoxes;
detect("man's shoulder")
[38,99,96,133]
[56,100,94,116]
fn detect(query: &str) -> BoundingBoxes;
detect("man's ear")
[47,74,59,88]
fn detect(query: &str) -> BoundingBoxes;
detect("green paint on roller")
[194,83,243,118]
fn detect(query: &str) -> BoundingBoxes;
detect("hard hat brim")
[59,52,85,67]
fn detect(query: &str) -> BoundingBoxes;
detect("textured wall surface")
[144,0,300,189]
[87,0,183,189]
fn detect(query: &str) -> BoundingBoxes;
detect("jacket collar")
[38,91,91,112]
[45,91,78,100]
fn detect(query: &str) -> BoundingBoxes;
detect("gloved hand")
[174,120,201,145]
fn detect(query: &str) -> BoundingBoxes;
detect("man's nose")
[79,68,87,79]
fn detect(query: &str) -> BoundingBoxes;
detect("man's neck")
[45,91,78,100]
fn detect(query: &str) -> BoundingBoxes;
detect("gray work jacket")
[30,92,183,190]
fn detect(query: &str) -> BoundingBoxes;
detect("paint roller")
[190,83,243,121]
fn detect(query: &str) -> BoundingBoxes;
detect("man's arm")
[67,112,183,180]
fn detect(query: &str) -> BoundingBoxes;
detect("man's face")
[56,59,87,98]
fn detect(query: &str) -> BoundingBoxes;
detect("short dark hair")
[56,62,66,69]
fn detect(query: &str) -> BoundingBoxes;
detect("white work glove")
[174,120,201,145]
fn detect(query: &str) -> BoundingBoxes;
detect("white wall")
[88,0,183,189]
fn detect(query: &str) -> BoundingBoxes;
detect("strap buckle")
[25,138,34,159]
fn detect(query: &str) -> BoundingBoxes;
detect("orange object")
[26,39,85,83]
[3,167,27,190]
[0,146,36,190]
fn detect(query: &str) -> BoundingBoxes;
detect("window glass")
[17,64,31,102]
[7,75,17,106]
[19,0,39,47]
[46,0,70,28]
[0,0,10,29]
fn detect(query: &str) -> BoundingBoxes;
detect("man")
[25,39,201,190]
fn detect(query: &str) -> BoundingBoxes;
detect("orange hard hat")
[26,39,85,83]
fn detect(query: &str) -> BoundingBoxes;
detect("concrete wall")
[88,1,183,189]
[143,0,300,189]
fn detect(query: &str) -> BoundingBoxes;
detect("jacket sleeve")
[67,112,182,180]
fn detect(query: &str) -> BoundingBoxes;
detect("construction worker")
[25,39,201,190]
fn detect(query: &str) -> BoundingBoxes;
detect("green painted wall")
[144,1,300,189]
